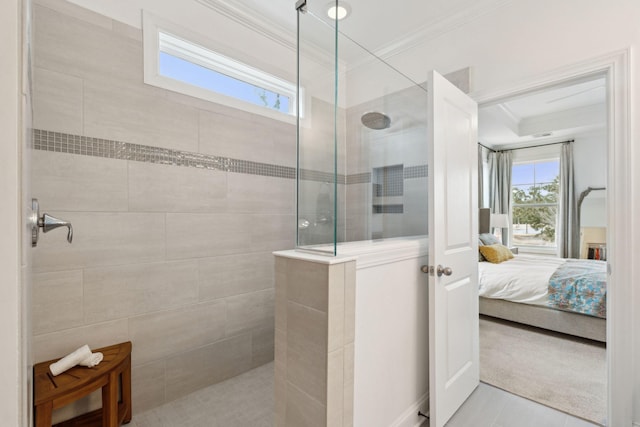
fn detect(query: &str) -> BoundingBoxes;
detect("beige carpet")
[480,316,606,425]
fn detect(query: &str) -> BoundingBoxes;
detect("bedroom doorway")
[475,71,609,425]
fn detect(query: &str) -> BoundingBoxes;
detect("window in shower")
[142,12,298,121]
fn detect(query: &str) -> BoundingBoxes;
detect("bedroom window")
[142,12,299,122]
[511,159,560,249]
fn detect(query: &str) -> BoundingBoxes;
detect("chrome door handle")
[420,265,453,277]
[31,198,73,247]
[437,265,453,277]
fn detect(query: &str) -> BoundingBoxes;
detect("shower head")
[361,111,391,130]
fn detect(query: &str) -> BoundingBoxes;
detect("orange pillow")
[478,244,514,264]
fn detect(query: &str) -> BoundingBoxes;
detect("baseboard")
[389,392,429,427]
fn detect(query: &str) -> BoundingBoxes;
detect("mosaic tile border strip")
[404,165,428,179]
[346,172,371,185]
[299,169,346,185]
[372,204,404,214]
[33,129,296,179]
[33,130,427,183]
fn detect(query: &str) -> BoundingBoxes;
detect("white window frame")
[510,146,561,255]
[142,11,299,123]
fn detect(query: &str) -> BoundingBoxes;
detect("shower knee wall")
[274,238,429,427]
[31,0,294,419]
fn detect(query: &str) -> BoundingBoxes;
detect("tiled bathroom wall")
[343,85,429,242]
[30,0,295,418]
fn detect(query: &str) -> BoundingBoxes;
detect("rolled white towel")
[79,352,103,368]
[49,345,92,376]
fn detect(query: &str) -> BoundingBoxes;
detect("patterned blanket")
[547,259,607,318]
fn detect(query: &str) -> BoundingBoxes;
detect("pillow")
[478,239,486,262]
[479,233,501,246]
[479,244,514,264]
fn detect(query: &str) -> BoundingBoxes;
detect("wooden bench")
[34,341,132,427]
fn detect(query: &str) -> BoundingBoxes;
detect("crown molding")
[195,0,297,51]
[196,0,515,67]
[195,0,341,71]
[373,0,515,61]
[497,103,522,126]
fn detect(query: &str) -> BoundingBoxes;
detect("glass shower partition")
[296,0,429,255]
[296,0,339,254]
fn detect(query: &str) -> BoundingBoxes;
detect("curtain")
[558,142,579,258]
[488,151,512,245]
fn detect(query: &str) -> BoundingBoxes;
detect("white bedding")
[478,254,566,306]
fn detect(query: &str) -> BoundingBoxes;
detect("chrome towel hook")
[31,198,73,247]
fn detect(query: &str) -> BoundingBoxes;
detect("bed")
[478,208,607,342]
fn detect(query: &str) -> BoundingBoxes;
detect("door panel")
[428,70,479,427]
[444,101,472,249]
[445,277,473,382]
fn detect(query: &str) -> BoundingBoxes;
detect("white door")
[427,70,479,427]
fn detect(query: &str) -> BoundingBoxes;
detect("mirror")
[578,187,606,259]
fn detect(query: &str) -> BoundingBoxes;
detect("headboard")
[479,208,491,234]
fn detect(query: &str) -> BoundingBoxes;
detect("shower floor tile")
[130,362,274,427]
[129,362,599,427]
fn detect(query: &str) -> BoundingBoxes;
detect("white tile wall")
[33,4,143,88]
[83,81,200,151]
[251,325,276,368]
[129,300,227,366]
[198,252,274,301]
[131,359,166,414]
[31,0,296,417]
[128,162,228,213]
[33,318,130,362]
[199,109,277,164]
[164,334,253,401]
[165,213,255,260]
[83,260,199,323]
[33,67,83,134]
[32,270,83,334]
[32,151,129,212]
[226,174,294,214]
[32,212,167,272]
[226,289,275,336]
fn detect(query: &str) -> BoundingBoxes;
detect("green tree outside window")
[512,176,559,243]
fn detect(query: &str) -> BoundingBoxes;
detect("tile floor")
[129,362,600,427]
[437,382,599,427]
[130,363,273,427]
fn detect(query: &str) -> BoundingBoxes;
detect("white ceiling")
[478,76,607,149]
[218,0,513,58]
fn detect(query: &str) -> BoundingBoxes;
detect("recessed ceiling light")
[327,1,351,20]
